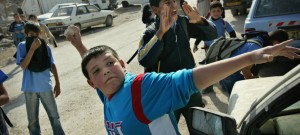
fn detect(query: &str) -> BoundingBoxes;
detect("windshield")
[49,5,58,13]
[52,7,73,17]
[254,0,300,18]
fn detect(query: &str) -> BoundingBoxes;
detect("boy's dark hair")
[24,21,41,34]
[210,1,223,10]
[269,29,289,43]
[24,21,40,34]
[28,14,37,20]
[149,0,160,7]
[81,45,120,79]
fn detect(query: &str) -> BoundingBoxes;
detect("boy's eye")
[93,69,100,74]
[107,61,114,66]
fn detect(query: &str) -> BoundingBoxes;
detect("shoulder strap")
[247,39,263,47]
[131,74,151,124]
[0,107,13,127]
[180,17,189,39]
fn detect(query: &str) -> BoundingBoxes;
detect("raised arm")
[65,26,88,57]
[192,39,300,90]
[19,38,41,69]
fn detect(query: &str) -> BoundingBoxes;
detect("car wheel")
[231,9,238,16]
[122,1,129,8]
[105,15,113,27]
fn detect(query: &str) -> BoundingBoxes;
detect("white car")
[190,64,300,135]
[37,3,77,24]
[44,3,114,36]
[244,0,300,48]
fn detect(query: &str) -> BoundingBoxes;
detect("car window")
[77,6,88,15]
[259,100,300,135]
[86,5,99,13]
[52,7,73,17]
[254,0,300,18]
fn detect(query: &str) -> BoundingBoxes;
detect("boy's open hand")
[251,39,300,64]
[182,2,201,24]
[31,38,41,50]
[53,84,61,98]
[157,4,176,39]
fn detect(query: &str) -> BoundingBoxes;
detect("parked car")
[44,3,114,36]
[223,0,252,16]
[244,0,300,47]
[189,64,300,135]
[38,3,76,24]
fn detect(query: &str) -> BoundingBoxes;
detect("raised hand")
[251,39,300,64]
[65,25,82,48]
[182,2,201,24]
[156,4,176,40]
[31,38,41,50]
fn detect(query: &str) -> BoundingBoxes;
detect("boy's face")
[153,0,178,20]
[29,17,37,22]
[86,52,126,96]
[210,7,223,19]
[14,15,20,21]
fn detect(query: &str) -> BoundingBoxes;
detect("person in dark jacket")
[137,0,217,134]
[142,3,155,27]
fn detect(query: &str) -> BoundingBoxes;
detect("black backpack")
[204,36,263,64]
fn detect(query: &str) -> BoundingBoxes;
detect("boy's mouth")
[171,10,177,16]
[105,77,115,84]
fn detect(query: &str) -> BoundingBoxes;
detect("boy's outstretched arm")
[193,39,300,90]
[65,26,88,57]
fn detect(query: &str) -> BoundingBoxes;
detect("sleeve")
[138,29,164,68]
[47,46,54,64]
[0,70,8,84]
[187,17,218,41]
[140,69,199,120]
[16,42,27,65]
[225,21,234,34]
[8,22,15,33]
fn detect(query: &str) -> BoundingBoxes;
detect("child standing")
[66,25,300,135]
[16,21,65,135]
[193,1,236,53]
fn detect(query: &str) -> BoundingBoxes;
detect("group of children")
[1,0,299,134]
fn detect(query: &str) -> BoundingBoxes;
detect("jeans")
[174,92,205,135]
[219,72,244,95]
[24,91,65,135]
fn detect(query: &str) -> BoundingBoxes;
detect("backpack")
[204,36,263,64]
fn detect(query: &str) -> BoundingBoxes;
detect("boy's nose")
[104,70,110,76]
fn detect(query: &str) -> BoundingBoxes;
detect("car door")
[86,5,106,26]
[238,66,300,135]
[75,5,92,29]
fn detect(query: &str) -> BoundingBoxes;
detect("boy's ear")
[87,80,96,89]
[119,59,126,69]
[152,6,159,15]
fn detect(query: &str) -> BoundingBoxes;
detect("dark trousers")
[174,92,204,135]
